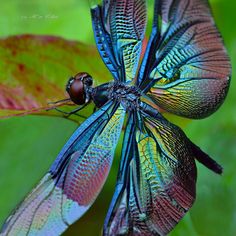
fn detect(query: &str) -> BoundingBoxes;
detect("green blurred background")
[0,0,235,235]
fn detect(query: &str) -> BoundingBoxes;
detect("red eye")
[66,72,93,105]
[66,74,85,105]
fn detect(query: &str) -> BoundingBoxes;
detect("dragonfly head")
[66,72,93,105]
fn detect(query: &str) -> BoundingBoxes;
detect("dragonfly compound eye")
[66,74,86,105]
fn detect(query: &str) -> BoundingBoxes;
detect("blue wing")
[1,101,125,236]
[103,112,136,235]
[91,5,120,80]
[137,0,231,119]
[91,0,147,82]
[103,101,223,235]
[103,108,198,235]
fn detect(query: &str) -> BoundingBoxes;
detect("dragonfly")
[1,0,231,235]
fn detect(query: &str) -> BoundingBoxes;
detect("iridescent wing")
[0,101,125,236]
[104,110,197,235]
[91,0,147,82]
[138,0,231,118]
[103,113,136,235]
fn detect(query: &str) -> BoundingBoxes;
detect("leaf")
[0,34,112,122]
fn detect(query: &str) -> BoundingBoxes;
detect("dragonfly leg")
[47,98,89,119]
[54,105,88,119]
[48,98,71,105]
[93,106,97,113]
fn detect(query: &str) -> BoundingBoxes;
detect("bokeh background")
[0,0,235,235]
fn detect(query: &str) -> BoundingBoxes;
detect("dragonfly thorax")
[109,82,142,110]
[90,82,142,110]
[67,73,142,111]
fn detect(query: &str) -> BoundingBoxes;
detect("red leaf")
[0,34,112,122]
